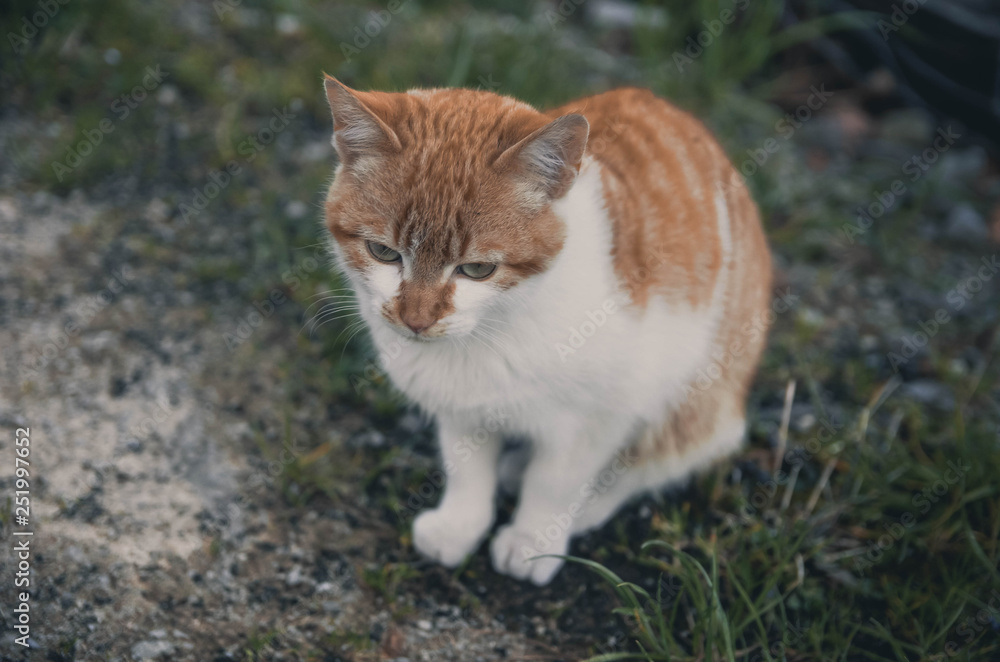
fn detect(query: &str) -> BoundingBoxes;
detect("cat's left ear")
[496,114,589,202]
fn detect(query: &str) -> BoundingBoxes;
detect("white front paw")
[490,524,568,586]
[412,507,490,567]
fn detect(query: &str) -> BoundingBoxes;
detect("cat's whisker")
[301,305,362,337]
[331,317,367,346]
[478,320,518,345]
[476,320,518,349]
[471,327,511,365]
[307,307,363,333]
[338,320,370,362]
[303,287,354,301]
[302,295,359,319]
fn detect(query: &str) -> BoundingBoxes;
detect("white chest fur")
[364,163,719,437]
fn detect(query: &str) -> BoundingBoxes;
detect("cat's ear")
[323,74,402,166]
[496,114,590,201]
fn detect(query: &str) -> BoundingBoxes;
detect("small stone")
[900,380,955,411]
[795,413,817,432]
[286,565,303,586]
[149,629,168,639]
[285,200,308,219]
[416,619,432,631]
[144,198,171,224]
[397,412,426,434]
[859,335,879,352]
[275,13,303,36]
[351,429,386,449]
[156,85,179,106]
[131,640,175,659]
[945,204,988,244]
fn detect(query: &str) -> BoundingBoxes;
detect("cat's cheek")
[366,264,402,303]
[451,278,497,316]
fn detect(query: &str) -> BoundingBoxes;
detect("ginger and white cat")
[322,76,772,586]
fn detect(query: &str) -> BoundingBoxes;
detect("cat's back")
[548,88,768,310]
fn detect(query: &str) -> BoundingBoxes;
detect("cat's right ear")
[323,75,402,166]
[495,113,590,202]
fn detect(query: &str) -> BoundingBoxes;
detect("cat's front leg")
[412,411,502,567]
[491,412,635,586]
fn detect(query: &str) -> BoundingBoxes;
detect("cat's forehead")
[384,91,542,265]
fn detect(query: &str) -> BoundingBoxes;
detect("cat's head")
[322,76,589,341]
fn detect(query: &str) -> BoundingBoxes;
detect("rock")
[945,204,988,243]
[350,429,386,449]
[156,85,179,106]
[275,13,303,36]
[397,412,427,434]
[900,380,955,411]
[131,640,175,659]
[859,335,879,352]
[286,565,304,586]
[587,0,666,29]
[417,619,432,631]
[284,200,308,219]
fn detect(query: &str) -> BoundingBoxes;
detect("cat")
[321,75,773,586]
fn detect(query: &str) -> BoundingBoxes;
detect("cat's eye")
[457,263,497,280]
[367,241,401,263]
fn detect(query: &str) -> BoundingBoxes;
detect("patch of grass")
[243,628,283,661]
[362,562,422,605]
[325,629,374,653]
[568,394,1000,660]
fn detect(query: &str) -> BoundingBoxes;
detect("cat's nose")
[400,309,434,335]
[405,320,430,334]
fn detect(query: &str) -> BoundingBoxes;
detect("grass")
[4,0,999,659]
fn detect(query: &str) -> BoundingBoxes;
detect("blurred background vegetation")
[2,0,1000,660]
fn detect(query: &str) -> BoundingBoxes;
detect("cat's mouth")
[384,319,448,342]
